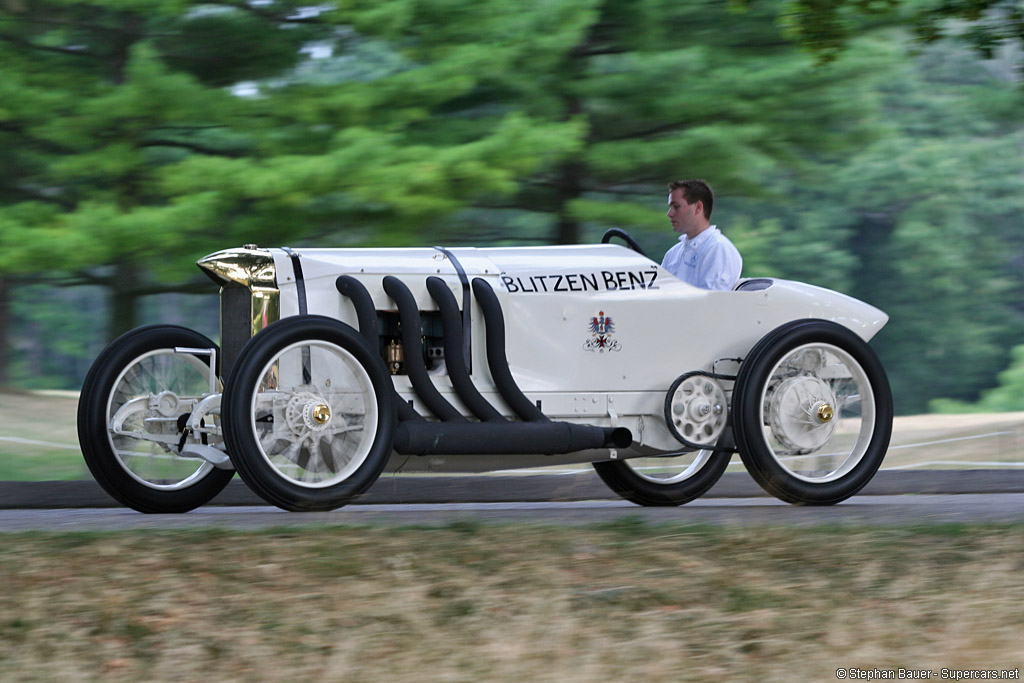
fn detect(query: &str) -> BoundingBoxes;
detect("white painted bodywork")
[258,244,888,473]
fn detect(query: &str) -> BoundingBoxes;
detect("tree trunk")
[849,214,897,306]
[108,261,141,341]
[555,159,585,245]
[553,40,588,247]
[0,277,9,388]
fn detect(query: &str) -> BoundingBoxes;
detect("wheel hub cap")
[768,375,838,452]
[312,403,331,425]
[285,392,333,434]
[667,375,728,446]
[151,391,181,418]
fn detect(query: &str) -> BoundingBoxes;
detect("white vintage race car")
[78,230,892,513]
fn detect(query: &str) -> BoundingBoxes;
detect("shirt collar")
[678,225,718,247]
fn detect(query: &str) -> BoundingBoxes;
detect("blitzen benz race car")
[77,230,893,513]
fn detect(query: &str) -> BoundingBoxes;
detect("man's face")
[667,189,702,237]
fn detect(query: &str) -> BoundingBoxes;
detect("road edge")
[3,470,1024,509]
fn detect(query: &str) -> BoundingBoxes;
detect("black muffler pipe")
[426,277,505,423]
[336,275,422,423]
[383,276,466,423]
[394,421,632,456]
[470,278,548,423]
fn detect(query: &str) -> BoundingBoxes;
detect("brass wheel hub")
[768,376,838,452]
[285,392,334,434]
[312,403,331,425]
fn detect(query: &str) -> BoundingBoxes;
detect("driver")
[661,179,742,290]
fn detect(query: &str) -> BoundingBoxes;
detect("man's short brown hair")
[668,179,713,220]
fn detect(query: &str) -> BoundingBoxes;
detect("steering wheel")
[600,228,647,257]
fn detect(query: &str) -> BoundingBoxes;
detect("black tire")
[222,315,396,511]
[732,319,893,505]
[77,325,234,513]
[592,442,732,507]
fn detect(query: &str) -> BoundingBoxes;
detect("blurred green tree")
[0,1,321,341]
[368,0,886,253]
[932,344,1024,412]
[727,36,1024,413]
[765,0,1024,67]
[0,0,579,348]
[1,0,1020,411]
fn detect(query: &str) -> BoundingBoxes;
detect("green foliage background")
[1,0,1022,414]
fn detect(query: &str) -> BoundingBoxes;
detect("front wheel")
[77,325,234,513]
[732,320,893,505]
[222,316,396,511]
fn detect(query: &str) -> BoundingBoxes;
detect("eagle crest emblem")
[584,311,621,353]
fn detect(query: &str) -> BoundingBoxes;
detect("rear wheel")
[732,320,893,505]
[77,325,234,513]
[222,316,396,511]
[593,444,731,506]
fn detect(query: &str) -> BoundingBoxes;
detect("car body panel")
[199,243,888,471]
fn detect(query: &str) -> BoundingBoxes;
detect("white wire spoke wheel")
[250,342,377,488]
[623,449,717,484]
[222,316,395,511]
[733,320,892,505]
[77,325,233,513]
[107,349,216,489]
[592,370,734,506]
[761,344,868,482]
[592,443,731,507]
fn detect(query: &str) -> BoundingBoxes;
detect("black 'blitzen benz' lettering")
[502,270,659,293]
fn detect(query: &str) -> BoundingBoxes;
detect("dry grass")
[883,412,1024,468]
[0,390,87,480]
[1,522,1024,681]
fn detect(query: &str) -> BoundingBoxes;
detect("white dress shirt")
[661,226,742,290]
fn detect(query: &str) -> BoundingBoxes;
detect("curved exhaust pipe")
[470,278,548,423]
[335,275,380,341]
[426,277,505,423]
[382,276,466,423]
[336,275,422,423]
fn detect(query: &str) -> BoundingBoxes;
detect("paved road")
[2,494,1024,531]
[5,469,1024,509]
[2,470,1024,531]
